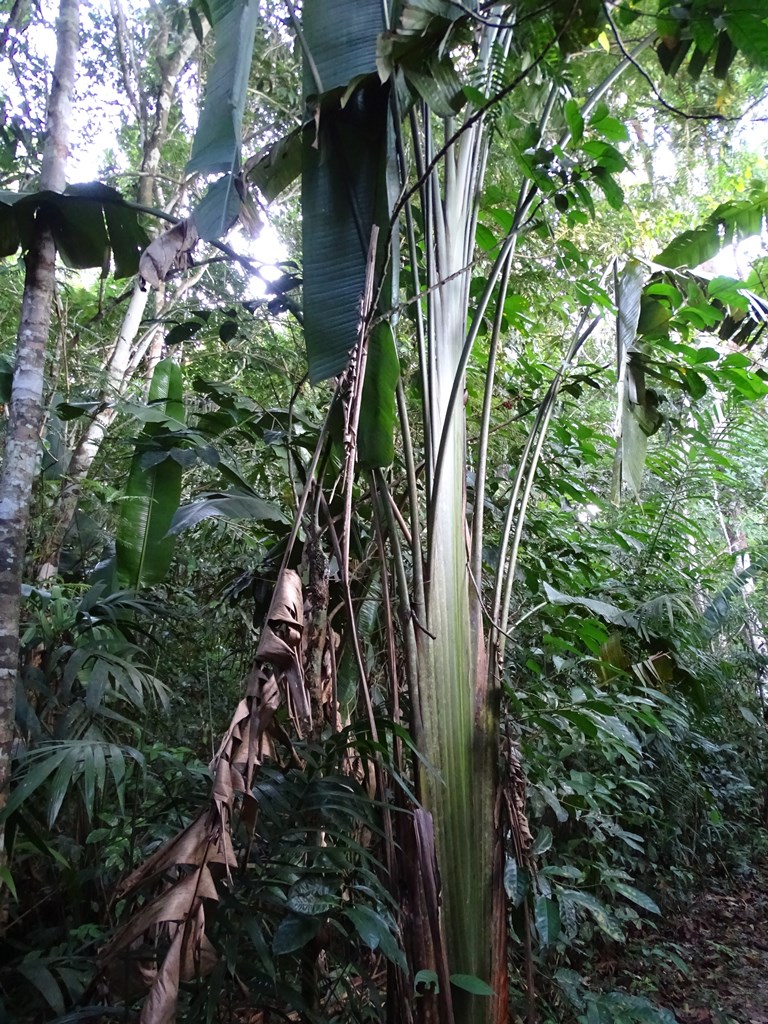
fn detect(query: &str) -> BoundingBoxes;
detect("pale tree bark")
[36,8,202,580]
[0,0,79,855]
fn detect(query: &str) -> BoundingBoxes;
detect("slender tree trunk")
[0,0,79,856]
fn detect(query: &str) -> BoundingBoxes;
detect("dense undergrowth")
[3,357,768,1024]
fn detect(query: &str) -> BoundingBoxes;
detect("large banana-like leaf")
[0,183,149,277]
[186,0,260,243]
[302,0,389,383]
[187,0,260,176]
[115,359,185,590]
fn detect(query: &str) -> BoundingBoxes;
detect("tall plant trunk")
[36,12,200,579]
[417,116,504,1022]
[0,0,79,856]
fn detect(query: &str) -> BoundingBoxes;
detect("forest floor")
[597,853,768,1024]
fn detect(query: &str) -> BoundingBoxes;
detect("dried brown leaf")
[139,218,199,288]
[105,865,219,959]
[102,570,308,1024]
[118,812,236,896]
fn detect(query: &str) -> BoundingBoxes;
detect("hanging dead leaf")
[100,569,307,1024]
[140,218,199,289]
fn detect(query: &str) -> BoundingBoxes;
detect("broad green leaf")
[704,549,768,626]
[246,128,303,203]
[590,108,628,142]
[677,366,707,400]
[187,0,260,175]
[102,189,151,277]
[739,705,762,727]
[343,906,407,970]
[303,0,380,94]
[503,857,520,903]
[48,747,79,826]
[272,913,320,955]
[592,167,624,209]
[414,969,439,994]
[543,582,628,624]
[559,889,624,942]
[564,98,584,144]
[613,882,660,915]
[655,225,719,269]
[303,79,391,382]
[0,184,148,277]
[724,11,768,69]
[358,322,400,468]
[16,961,65,1015]
[287,879,338,915]
[531,826,553,856]
[165,321,203,345]
[115,359,185,589]
[449,974,495,997]
[404,54,464,117]
[534,895,561,947]
[168,491,287,534]
[656,186,768,268]
[192,174,241,241]
[707,275,749,312]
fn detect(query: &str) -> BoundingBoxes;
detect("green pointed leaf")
[724,11,768,68]
[655,225,718,269]
[287,879,338,915]
[192,173,241,242]
[543,582,628,624]
[613,882,660,915]
[656,186,768,269]
[531,826,553,856]
[187,0,260,175]
[165,320,203,345]
[168,491,287,534]
[48,747,80,827]
[0,184,148,276]
[358,322,399,468]
[16,961,65,1015]
[559,889,624,942]
[97,184,151,277]
[534,895,561,947]
[0,865,17,900]
[592,167,624,209]
[0,747,69,822]
[404,54,464,117]
[115,359,185,589]
[449,974,495,997]
[564,98,584,144]
[343,906,406,970]
[272,913,320,954]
